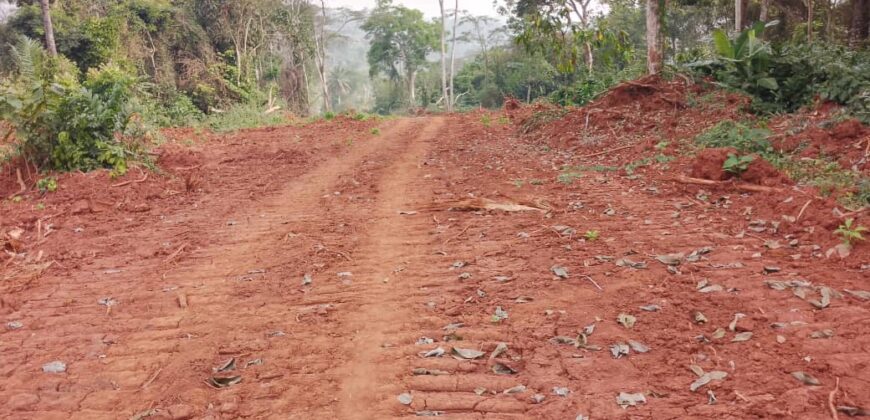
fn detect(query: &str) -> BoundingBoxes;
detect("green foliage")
[584,230,600,241]
[204,102,289,132]
[722,153,755,175]
[549,65,644,106]
[323,111,336,120]
[370,127,380,135]
[694,120,772,154]
[480,114,492,127]
[690,24,870,122]
[520,108,569,134]
[362,0,437,107]
[834,219,867,246]
[0,39,143,173]
[36,176,58,193]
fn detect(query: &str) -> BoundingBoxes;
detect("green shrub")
[695,120,772,154]
[723,153,755,175]
[204,102,289,132]
[36,176,57,192]
[0,39,144,174]
[689,23,870,122]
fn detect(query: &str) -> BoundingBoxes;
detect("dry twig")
[112,172,149,188]
[828,377,840,420]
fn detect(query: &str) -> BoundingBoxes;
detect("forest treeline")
[0,0,867,173]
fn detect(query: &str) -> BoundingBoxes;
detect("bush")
[689,23,870,122]
[694,120,772,154]
[204,102,289,132]
[0,38,144,174]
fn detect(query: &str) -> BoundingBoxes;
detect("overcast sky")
[326,0,503,18]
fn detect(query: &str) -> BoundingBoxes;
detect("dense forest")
[0,0,867,173]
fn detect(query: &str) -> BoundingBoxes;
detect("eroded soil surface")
[1,112,869,419]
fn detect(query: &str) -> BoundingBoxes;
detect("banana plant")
[710,21,780,93]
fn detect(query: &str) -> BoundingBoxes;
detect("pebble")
[166,404,195,420]
[42,361,66,373]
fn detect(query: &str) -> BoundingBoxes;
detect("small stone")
[553,387,570,397]
[397,393,413,405]
[166,404,195,420]
[531,394,546,403]
[6,321,23,330]
[776,335,786,344]
[42,361,66,373]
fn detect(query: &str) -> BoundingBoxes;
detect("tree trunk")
[439,0,449,112]
[39,0,57,56]
[315,0,331,113]
[735,0,743,30]
[646,0,662,75]
[807,0,814,43]
[409,70,417,104]
[760,0,770,22]
[448,0,459,112]
[850,0,869,46]
[584,41,593,73]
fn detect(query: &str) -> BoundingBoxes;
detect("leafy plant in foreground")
[834,219,867,246]
[723,153,755,175]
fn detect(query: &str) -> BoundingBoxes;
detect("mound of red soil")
[771,114,869,173]
[690,148,737,181]
[689,147,791,186]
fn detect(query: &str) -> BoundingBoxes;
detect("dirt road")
[1,115,868,419]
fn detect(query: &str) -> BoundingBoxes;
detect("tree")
[38,0,55,56]
[849,0,868,45]
[461,14,499,86]
[438,0,449,111]
[646,0,662,74]
[504,0,629,75]
[362,0,438,105]
[313,0,331,112]
[448,0,459,109]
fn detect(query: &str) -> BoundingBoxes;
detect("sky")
[326,0,503,18]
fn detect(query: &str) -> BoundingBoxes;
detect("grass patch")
[205,104,290,132]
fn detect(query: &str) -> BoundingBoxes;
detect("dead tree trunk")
[39,0,57,56]
[439,0,449,112]
[448,0,459,112]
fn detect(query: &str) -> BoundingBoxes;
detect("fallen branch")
[795,199,814,222]
[840,207,868,219]
[669,175,784,194]
[112,172,149,188]
[140,366,163,390]
[828,377,840,420]
[8,168,27,198]
[163,243,189,264]
[580,275,603,291]
[576,144,634,159]
[443,225,472,246]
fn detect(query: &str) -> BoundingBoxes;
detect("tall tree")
[362,0,438,105]
[38,0,56,56]
[849,0,868,45]
[313,0,331,112]
[449,0,459,110]
[438,0,450,111]
[461,14,498,86]
[646,0,662,74]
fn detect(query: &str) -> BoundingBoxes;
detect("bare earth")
[1,114,868,419]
